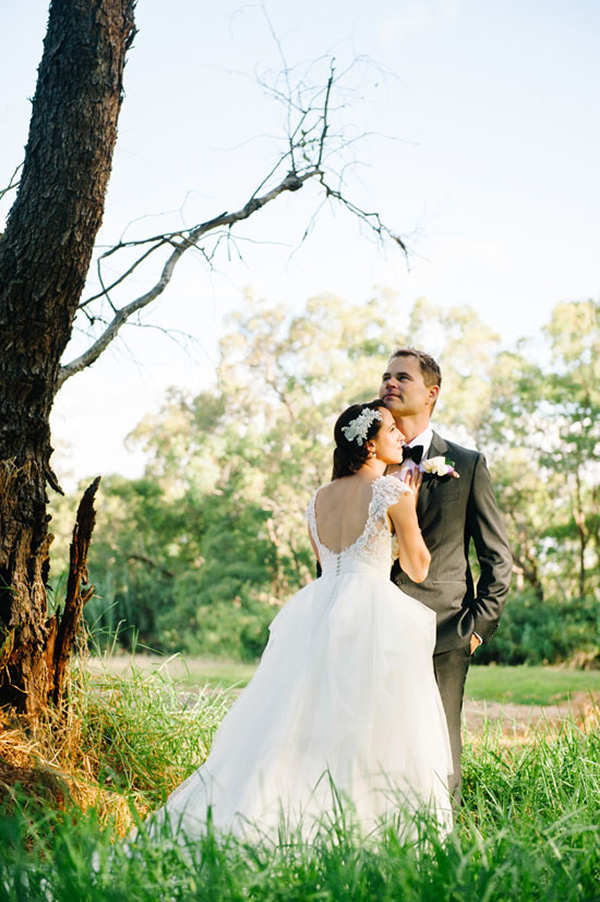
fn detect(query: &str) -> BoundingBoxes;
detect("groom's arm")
[467,453,513,643]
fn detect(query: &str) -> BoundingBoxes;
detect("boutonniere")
[420,456,460,478]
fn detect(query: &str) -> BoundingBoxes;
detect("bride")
[142,400,453,842]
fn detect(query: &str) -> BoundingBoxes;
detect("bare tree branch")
[0,163,22,207]
[317,63,334,168]
[78,238,170,309]
[317,171,407,253]
[57,170,314,386]
[58,57,407,388]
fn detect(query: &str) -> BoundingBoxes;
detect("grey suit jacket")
[391,432,512,654]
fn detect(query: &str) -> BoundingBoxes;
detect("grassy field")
[88,652,600,706]
[1,654,599,901]
[466,662,600,706]
[87,651,256,689]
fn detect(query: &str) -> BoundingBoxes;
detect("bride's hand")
[403,467,423,507]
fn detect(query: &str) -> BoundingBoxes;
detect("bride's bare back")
[311,471,430,583]
[313,475,380,553]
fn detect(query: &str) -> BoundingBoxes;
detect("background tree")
[59,294,600,668]
[540,301,600,599]
[406,297,500,440]
[482,300,600,603]
[75,294,521,659]
[480,348,549,598]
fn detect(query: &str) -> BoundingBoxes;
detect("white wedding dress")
[146,475,453,842]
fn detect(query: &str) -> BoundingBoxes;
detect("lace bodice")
[306,475,412,577]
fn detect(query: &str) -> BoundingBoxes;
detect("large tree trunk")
[0,0,136,713]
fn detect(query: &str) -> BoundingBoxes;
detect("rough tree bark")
[0,0,136,713]
[46,477,101,706]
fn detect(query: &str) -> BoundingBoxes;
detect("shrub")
[476,589,600,666]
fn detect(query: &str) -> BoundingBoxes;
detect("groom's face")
[379,355,435,418]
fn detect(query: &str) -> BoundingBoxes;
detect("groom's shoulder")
[433,434,486,481]
[433,432,482,462]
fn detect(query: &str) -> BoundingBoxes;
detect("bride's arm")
[388,492,430,583]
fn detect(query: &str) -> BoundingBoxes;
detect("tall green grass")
[1,765,599,902]
[72,657,232,811]
[0,655,234,831]
[1,661,599,901]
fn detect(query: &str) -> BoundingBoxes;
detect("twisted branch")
[58,57,407,388]
[57,170,313,386]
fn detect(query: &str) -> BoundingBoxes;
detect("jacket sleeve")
[467,453,513,643]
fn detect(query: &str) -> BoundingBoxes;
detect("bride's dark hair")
[332,400,387,480]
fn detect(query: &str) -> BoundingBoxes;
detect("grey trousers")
[433,645,471,804]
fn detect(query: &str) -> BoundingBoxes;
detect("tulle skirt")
[147,568,453,842]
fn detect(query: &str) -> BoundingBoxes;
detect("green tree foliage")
[57,294,600,664]
[482,300,600,603]
[542,301,600,597]
[83,293,406,656]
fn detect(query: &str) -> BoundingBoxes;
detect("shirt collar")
[407,424,434,459]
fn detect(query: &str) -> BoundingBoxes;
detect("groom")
[380,348,512,801]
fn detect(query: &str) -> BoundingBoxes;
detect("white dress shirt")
[398,424,434,475]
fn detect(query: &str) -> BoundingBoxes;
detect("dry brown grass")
[0,657,234,836]
[463,691,600,747]
[0,699,133,833]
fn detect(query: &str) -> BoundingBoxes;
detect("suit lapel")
[417,431,448,521]
[428,431,448,458]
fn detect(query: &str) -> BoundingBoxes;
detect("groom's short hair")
[388,348,442,390]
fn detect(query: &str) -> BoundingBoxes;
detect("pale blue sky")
[1,0,599,483]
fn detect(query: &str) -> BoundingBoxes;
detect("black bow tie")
[402,444,424,464]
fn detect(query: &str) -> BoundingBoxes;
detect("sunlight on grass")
[88,655,600,706]
[466,663,600,705]
[86,652,255,689]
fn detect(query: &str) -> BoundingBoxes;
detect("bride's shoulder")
[312,476,356,500]
[374,474,412,506]
[305,481,333,516]
[309,481,334,504]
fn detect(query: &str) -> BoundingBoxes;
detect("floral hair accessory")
[420,456,460,478]
[341,409,383,445]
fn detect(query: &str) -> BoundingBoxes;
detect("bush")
[476,589,600,666]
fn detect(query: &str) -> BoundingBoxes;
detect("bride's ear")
[366,440,376,459]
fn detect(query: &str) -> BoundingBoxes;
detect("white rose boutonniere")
[420,456,460,478]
